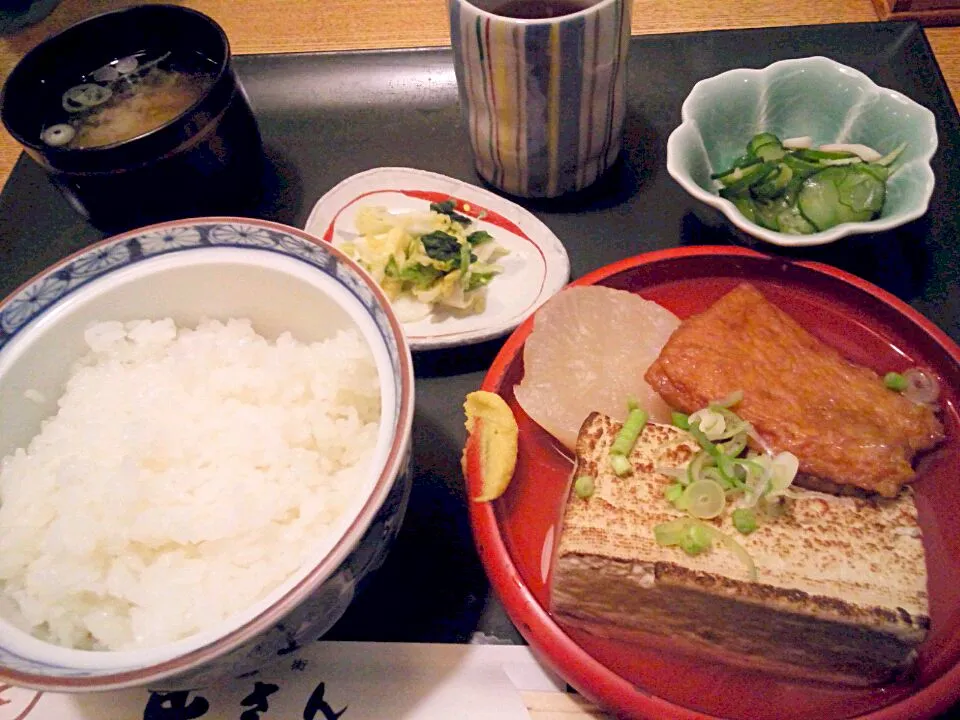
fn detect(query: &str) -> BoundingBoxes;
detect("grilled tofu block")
[644,283,943,498]
[549,413,930,686]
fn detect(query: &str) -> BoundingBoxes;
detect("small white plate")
[304,167,570,351]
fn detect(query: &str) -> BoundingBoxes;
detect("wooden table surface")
[1,2,957,718]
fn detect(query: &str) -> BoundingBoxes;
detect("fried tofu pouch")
[644,283,943,497]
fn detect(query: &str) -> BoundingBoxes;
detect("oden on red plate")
[466,246,960,720]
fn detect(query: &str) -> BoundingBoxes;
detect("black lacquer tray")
[1,21,958,654]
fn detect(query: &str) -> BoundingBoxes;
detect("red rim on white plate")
[467,246,960,720]
[304,167,570,351]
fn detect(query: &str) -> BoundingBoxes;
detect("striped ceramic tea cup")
[449,0,631,198]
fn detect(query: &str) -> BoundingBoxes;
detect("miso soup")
[40,49,216,150]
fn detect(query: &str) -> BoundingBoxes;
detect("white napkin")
[0,643,565,719]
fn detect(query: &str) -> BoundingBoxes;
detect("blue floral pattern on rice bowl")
[0,220,391,354]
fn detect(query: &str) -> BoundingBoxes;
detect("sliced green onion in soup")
[41,124,75,147]
[115,55,139,75]
[62,83,112,113]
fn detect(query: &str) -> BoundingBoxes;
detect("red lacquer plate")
[466,246,960,720]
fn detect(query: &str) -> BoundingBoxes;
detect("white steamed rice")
[0,318,381,651]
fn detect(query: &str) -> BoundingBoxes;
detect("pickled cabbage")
[337,200,508,322]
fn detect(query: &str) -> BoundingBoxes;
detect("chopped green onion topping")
[688,419,721,459]
[685,450,708,487]
[767,452,800,497]
[732,508,758,534]
[654,518,712,556]
[716,528,757,580]
[574,475,595,499]
[607,401,648,476]
[680,522,713,555]
[671,411,690,430]
[683,480,726,519]
[884,371,908,392]
[734,457,765,476]
[610,407,649,457]
[664,482,685,506]
[653,517,693,546]
[654,516,756,579]
[689,409,726,440]
[701,466,730,490]
[716,453,738,485]
[719,433,748,458]
[902,368,940,405]
[657,401,764,579]
[609,454,632,477]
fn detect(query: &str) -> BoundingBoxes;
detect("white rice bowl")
[0,317,381,652]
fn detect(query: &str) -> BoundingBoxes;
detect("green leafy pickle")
[399,263,443,289]
[467,230,494,245]
[384,256,400,278]
[429,199,471,225]
[466,272,497,292]
[421,231,462,263]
